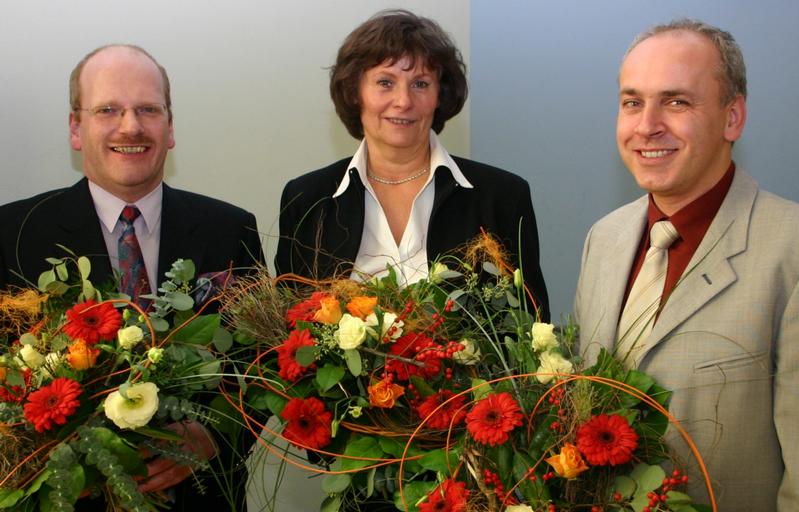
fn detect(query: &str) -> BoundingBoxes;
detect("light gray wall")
[0,0,470,274]
[471,0,799,321]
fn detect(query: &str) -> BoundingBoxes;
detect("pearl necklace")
[367,167,429,185]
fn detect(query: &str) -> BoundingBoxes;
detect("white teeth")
[112,146,146,154]
[387,118,413,125]
[641,150,672,158]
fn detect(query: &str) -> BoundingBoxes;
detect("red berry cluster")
[482,469,517,505]
[546,386,566,405]
[613,469,689,512]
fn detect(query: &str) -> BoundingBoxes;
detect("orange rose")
[346,296,378,320]
[368,379,405,409]
[313,296,343,324]
[545,442,589,479]
[66,339,100,371]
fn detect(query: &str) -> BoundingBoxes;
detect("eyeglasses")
[75,104,168,121]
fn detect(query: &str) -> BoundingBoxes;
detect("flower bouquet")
[0,250,242,511]
[225,236,714,512]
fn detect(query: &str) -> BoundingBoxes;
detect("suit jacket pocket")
[693,350,768,373]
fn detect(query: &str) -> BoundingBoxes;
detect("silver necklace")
[367,167,429,185]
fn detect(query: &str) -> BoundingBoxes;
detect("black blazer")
[0,178,263,510]
[0,178,262,289]
[275,156,549,320]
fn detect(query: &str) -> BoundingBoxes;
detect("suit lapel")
[427,169,458,258]
[327,168,365,264]
[601,200,648,347]
[56,179,114,283]
[643,172,756,355]
[157,184,204,286]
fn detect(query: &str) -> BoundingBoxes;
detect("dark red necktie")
[118,206,151,308]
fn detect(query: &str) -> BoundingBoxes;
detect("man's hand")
[137,420,217,493]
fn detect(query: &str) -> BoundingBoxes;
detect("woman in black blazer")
[275,9,548,321]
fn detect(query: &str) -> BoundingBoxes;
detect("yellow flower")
[346,296,377,320]
[506,506,534,512]
[66,339,100,370]
[147,347,164,364]
[531,322,558,352]
[429,262,450,283]
[545,442,589,479]
[117,325,144,350]
[536,351,574,384]
[104,382,160,429]
[336,314,367,349]
[368,380,405,409]
[452,338,482,365]
[19,344,45,369]
[313,296,343,324]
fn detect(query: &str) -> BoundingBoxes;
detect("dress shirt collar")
[332,130,473,198]
[88,180,163,234]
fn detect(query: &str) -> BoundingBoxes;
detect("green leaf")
[212,327,233,353]
[166,259,196,283]
[344,349,362,376]
[666,491,694,505]
[378,437,405,458]
[150,317,170,332]
[172,314,220,344]
[316,363,346,393]
[295,345,319,367]
[77,256,91,279]
[632,463,666,493]
[91,427,148,476]
[45,257,64,265]
[393,480,437,512]
[55,262,69,281]
[613,475,636,498]
[482,261,500,276]
[251,391,288,416]
[82,279,95,300]
[409,376,435,398]
[0,488,24,508]
[208,395,240,434]
[341,436,382,471]
[44,280,69,295]
[366,466,377,498]
[320,495,342,512]
[133,425,185,442]
[37,269,56,291]
[470,378,491,400]
[165,291,194,311]
[419,448,459,473]
[322,473,352,493]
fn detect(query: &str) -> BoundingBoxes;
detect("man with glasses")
[0,45,261,509]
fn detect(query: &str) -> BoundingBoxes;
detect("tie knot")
[121,205,140,224]
[650,220,679,250]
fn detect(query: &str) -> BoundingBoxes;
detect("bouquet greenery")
[0,250,241,511]
[225,236,714,512]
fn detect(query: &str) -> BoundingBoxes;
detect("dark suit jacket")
[0,178,263,510]
[275,156,549,320]
[0,178,262,290]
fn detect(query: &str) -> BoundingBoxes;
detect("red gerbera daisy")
[385,333,442,381]
[23,377,82,433]
[286,291,330,328]
[415,390,467,430]
[63,300,122,344]
[0,367,32,404]
[466,392,523,446]
[419,479,468,512]
[276,329,316,382]
[280,397,332,450]
[576,413,639,466]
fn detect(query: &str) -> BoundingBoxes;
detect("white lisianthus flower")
[104,382,160,429]
[117,325,144,350]
[505,506,534,512]
[147,347,164,364]
[531,322,558,352]
[452,338,482,365]
[19,345,46,369]
[365,312,404,341]
[536,351,574,384]
[336,314,367,350]
[429,262,449,284]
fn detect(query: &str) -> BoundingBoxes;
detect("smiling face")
[69,46,174,203]
[616,30,746,214]
[358,55,439,156]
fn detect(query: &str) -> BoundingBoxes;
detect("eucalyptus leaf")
[613,475,636,498]
[44,257,64,265]
[634,464,666,493]
[320,495,343,512]
[366,466,377,497]
[91,427,148,476]
[482,261,500,276]
[77,256,91,279]
[150,317,170,332]
[55,262,69,281]
[82,279,95,300]
[666,490,694,505]
[37,269,56,291]
[44,280,69,295]
[165,291,194,311]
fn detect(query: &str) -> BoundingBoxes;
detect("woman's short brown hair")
[330,9,468,139]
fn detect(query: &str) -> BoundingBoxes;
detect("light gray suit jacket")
[575,171,798,511]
